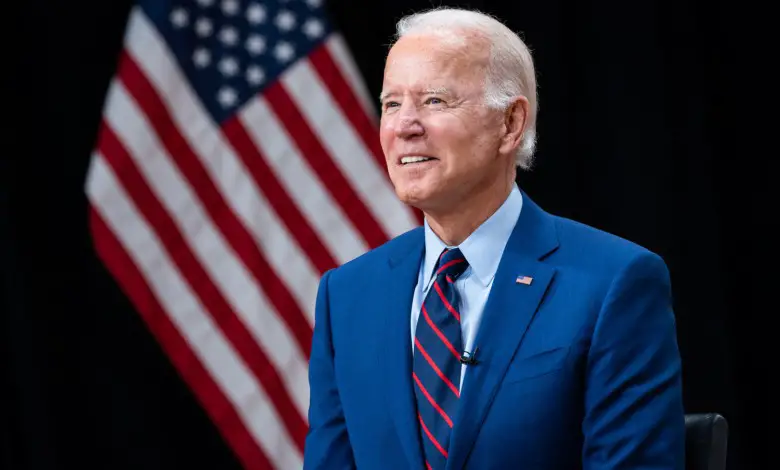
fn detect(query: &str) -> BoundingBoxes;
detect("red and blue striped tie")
[413,247,469,470]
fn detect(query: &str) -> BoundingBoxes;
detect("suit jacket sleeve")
[582,251,686,469]
[303,269,357,470]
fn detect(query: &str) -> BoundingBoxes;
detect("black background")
[4,0,769,469]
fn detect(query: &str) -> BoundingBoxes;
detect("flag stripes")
[86,4,419,468]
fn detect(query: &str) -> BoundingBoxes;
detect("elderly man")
[304,7,685,470]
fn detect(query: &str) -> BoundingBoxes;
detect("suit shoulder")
[551,214,667,273]
[328,226,423,282]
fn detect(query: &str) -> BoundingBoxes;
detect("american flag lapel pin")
[515,275,533,285]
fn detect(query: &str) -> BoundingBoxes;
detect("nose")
[394,102,425,140]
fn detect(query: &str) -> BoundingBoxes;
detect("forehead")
[382,33,489,91]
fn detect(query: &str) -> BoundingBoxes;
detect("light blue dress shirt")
[410,183,524,388]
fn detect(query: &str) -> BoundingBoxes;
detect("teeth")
[401,156,433,164]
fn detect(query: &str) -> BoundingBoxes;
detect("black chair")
[685,413,728,470]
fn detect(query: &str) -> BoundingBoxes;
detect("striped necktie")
[413,247,469,470]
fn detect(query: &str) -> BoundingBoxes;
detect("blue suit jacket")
[304,192,685,469]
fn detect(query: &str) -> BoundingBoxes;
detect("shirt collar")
[422,183,524,287]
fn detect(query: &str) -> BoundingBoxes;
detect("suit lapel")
[446,193,560,470]
[380,229,426,470]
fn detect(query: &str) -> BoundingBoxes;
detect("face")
[379,33,523,213]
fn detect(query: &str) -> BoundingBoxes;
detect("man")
[304,7,685,470]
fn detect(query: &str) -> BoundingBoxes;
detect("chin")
[394,183,443,211]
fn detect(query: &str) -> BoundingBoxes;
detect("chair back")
[685,413,728,470]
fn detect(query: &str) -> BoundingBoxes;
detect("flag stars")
[246,3,267,24]
[222,0,240,16]
[165,2,327,117]
[170,8,189,28]
[274,41,295,63]
[245,34,266,55]
[219,26,239,46]
[275,10,296,32]
[217,87,238,108]
[193,48,211,68]
[218,56,239,77]
[303,18,324,39]
[195,17,213,37]
[246,65,265,86]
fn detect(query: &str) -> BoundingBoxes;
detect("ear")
[498,96,529,156]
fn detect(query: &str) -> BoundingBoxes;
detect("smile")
[400,156,436,165]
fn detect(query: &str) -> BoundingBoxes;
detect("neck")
[424,175,514,246]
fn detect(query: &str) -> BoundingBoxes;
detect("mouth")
[399,155,438,166]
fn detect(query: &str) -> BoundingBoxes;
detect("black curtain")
[5,0,768,469]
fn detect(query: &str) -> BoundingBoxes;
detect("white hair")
[394,8,538,170]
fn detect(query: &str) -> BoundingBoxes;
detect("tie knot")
[435,248,469,280]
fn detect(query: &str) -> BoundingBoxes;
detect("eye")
[383,101,400,110]
[425,97,445,105]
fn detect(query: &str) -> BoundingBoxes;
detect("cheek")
[433,127,498,175]
[473,134,499,157]
[427,122,478,157]
[378,120,394,153]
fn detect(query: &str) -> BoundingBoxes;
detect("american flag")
[85,0,419,468]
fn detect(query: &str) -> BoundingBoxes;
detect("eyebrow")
[378,87,452,103]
